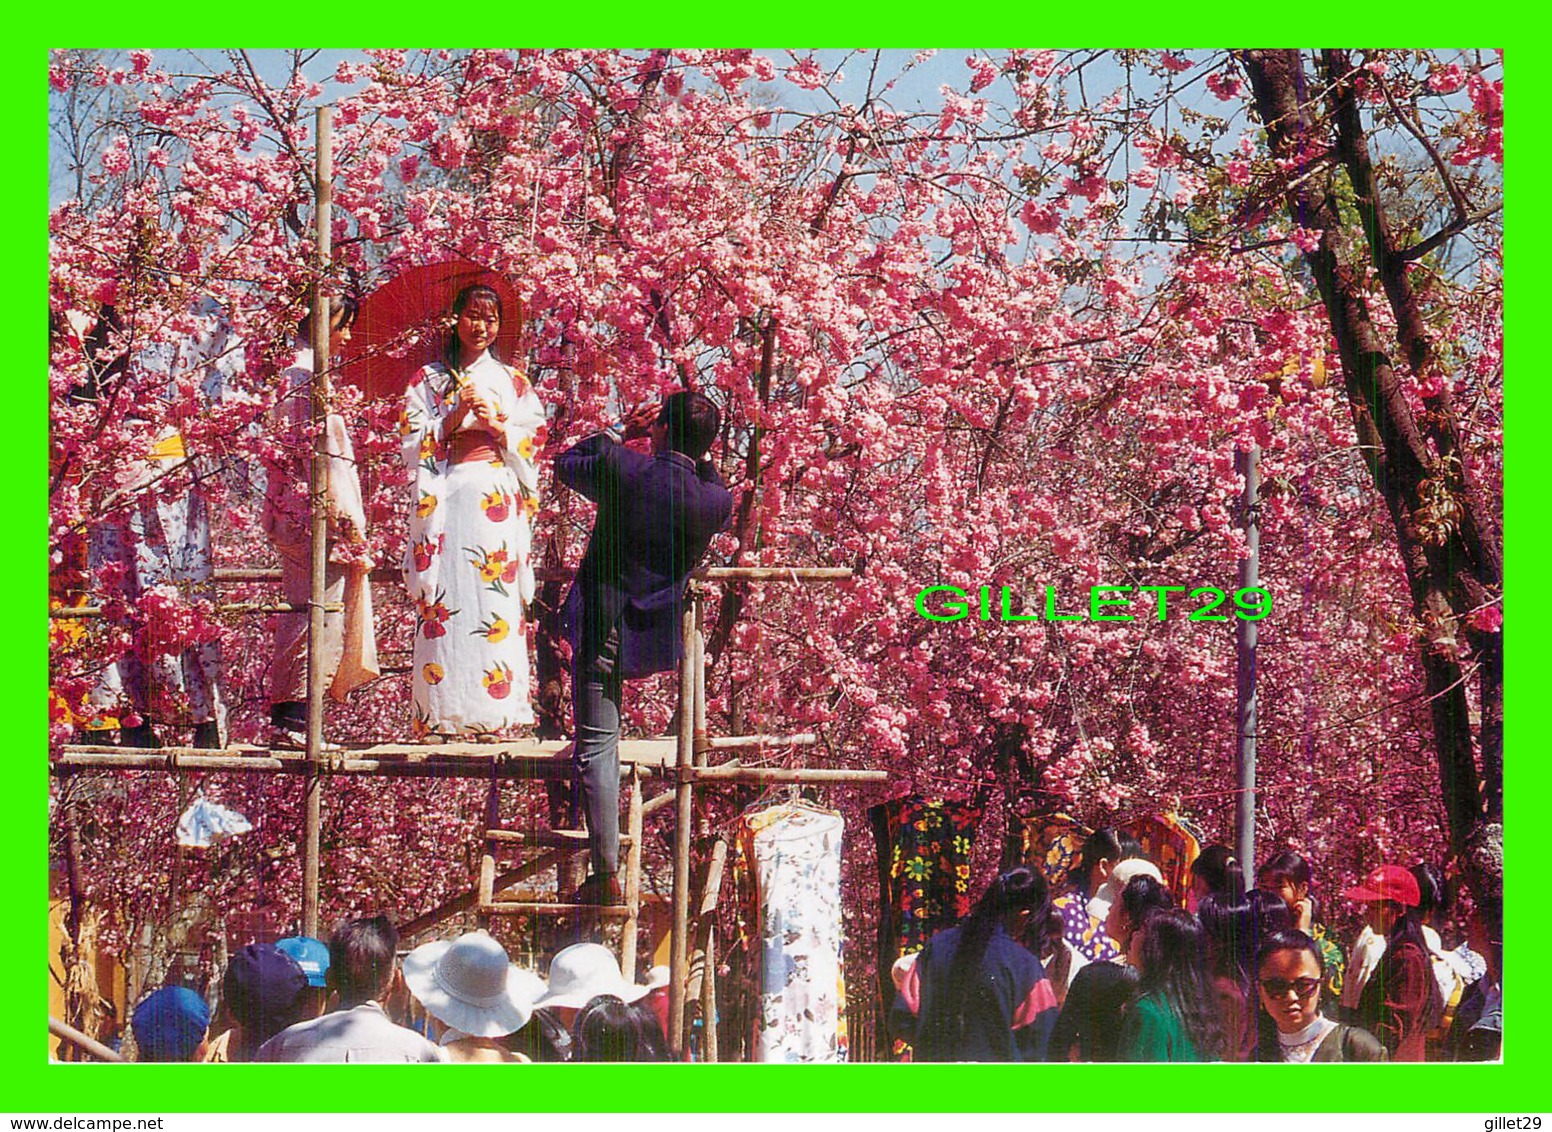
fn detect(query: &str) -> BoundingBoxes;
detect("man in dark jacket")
[556,392,732,901]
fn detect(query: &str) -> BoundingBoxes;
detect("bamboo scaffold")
[48,105,886,1058]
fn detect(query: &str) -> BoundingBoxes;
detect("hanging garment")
[869,796,984,1061]
[86,297,242,736]
[1122,813,1201,901]
[1018,812,1090,892]
[734,802,848,1063]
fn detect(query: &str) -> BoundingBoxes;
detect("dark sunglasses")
[1259,976,1321,998]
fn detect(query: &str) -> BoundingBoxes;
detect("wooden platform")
[51,738,676,779]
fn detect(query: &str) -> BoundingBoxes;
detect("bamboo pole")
[620,763,643,977]
[52,751,659,779]
[693,588,708,768]
[667,602,696,1057]
[689,766,889,785]
[49,1016,125,1063]
[301,103,333,939]
[483,901,634,918]
[700,929,717,1063]
[51,602,342,618]
[707,732,817,750]
[698,567,853,581]
[694,838,727,1063]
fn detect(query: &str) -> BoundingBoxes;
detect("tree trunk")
[1238,50,1503,959]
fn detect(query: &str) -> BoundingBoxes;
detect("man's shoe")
[574,873,624,906]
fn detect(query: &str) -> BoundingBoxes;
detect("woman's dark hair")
[1025,905,1070,990]
[1198,891,1261,989]
[507,1006,572,1062]
[443,283,505,369]
[1134,908,1227,1060]
[1411,862,1450,923]
[297,293,359,342]
[1118,874,1173,931]
[1048,961,1139,1062]
[1256,850,1312,890]
[571,995,669,1062]
[1075,828,1144,897]
[937,867,1049,1051]
[1252,929,1326,1061]
[1248,887,1296,938]
[1192,844,1246,902]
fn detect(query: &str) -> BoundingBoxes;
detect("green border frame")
[18,22,1538,1114]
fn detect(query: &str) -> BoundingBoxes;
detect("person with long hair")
[1047,961,1139,1061]
[890,867,1059,1061]
[1103,870,1172,965]
[1255,930,1386,1062]
[1199,891,1274,1061]
[264,295,378,748]
[1411,861,1485,1055]
[1117,908,1225,1061]
[1053,828,1145,963]
[1258,850,1346,1007]
[1342,864,1444,1061]
[1187,843,1246,911]
[399,283,545,740]
[570,994,670,1062]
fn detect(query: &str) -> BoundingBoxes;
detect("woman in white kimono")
[399,284,544,739]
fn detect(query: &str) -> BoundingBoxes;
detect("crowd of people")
[125,919,672,1063]
[113,840,1499,1064]
[890,836,1502,1063]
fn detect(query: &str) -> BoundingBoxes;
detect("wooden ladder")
[475,760,647,977]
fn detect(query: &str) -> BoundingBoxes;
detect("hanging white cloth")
[736,800,847,1063]
[176,793,253,848]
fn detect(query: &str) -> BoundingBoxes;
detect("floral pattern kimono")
[86,297,241,735]
[399,351,544,737]
[735,802,848,1063]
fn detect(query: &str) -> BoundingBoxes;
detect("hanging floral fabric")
[1018,811,1090,891]
[733,800,848,1063]
[868,796,984,1061]
[1123,813,1202,900]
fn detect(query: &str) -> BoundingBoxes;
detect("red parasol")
[336,259,524,400]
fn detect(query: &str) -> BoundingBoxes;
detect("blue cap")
[131,986,210,1062]
[275,935,330,988]
[223,944,308,1029]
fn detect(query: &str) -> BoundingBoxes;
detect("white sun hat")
[509,965,548,1005]
[1087,858,1166,921]
[533,943,648,1010]
[402,930,534,1038]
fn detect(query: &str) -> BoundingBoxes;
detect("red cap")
[1342,864,1421,907]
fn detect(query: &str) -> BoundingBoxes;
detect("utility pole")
[1234,445,1260,892]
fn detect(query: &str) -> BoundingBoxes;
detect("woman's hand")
[1294,896,1314,933]
[466,388,501,434]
